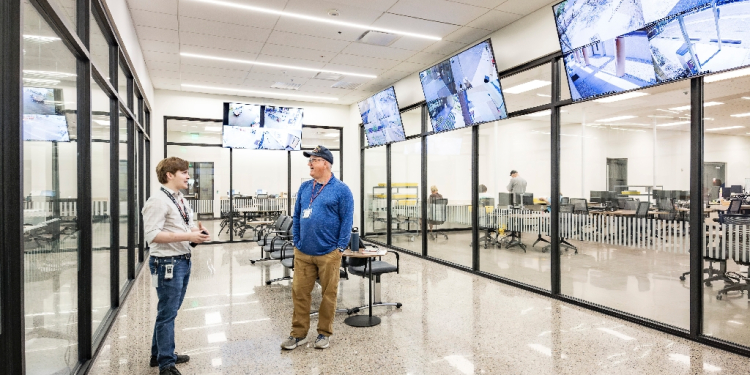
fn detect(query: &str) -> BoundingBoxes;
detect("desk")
[590,210,670,217]
[342,249,383,328]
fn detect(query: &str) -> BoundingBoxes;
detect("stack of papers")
[361,247,387,256]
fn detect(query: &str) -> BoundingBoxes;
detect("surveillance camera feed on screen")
[222,103,303,150]
[419,40,507,132]
[554,0,750,101]
[23,87,70,142]
[358,87,405,147]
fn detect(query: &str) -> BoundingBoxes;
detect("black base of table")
[344,315,381,327]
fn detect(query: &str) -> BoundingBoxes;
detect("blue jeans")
[149,256,191,370]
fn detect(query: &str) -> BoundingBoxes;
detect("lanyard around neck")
[161,187,189,225]
[309,179,330,208]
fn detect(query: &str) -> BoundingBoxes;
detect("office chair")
[478,198,497,248]
[549,204,578,254]
[624,200,639,211]
[346,243,402,314]
[266,241,296,285]
[679,219,736,287]
[251,215,291,264]
[498,203,526,252]
[716,215,750,300]
[428,198,449,240]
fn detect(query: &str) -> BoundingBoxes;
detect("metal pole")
[689,76,704,338]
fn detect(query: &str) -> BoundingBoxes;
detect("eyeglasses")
[308,157,325,164]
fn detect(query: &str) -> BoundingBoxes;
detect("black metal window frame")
[0,0,152,372]
[163,116,343,245]
[360,51,750,358]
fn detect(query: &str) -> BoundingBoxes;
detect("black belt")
[153,253,191,260]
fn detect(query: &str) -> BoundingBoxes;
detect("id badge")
[164,264,174,280]
[302,208,312,219]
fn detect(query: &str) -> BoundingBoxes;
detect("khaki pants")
[290,248,341,338]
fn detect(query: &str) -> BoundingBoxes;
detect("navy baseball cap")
[303,145,334,165]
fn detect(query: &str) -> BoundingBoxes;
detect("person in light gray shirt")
[507,170,527,194]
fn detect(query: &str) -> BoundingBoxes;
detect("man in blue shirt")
[281,145,354,350]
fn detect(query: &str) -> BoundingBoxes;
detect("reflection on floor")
[89,242,750,374]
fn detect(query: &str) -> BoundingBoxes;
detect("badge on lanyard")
[305,180,327,219]
[302,208,312,219]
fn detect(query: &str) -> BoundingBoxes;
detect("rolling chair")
[428,198,449,240]
[624,199,639,211]
[251,215,291,264]
[679,217,736,287]
[478,198,497,248]
[539,204,578,254]
[716,215,750,300]
[561,197,570,205]
[346,241,402,314]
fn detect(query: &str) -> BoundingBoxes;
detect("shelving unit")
[369,183,419,239]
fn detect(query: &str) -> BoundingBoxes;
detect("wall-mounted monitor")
[358,86,406,147]
[419,40,507,132]
[553,0,645,53]
[222,102,303,150]
[641,0,713,25]
[22,87,70,142]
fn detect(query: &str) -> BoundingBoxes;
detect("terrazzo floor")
[89,241,750,374]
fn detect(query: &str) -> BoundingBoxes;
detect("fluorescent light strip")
[24,70,76,78]
[23,34,60,42]
[656,121,690,127]
[595,115,636,122]
[669,102,723,111]
[22,77,60,85]
[593,92,649,103]
[182,84,338,101]
[731,112,750,118]
[181,52,376,78]
[504,80,551,94]
[195,0,441,41]
[706,126,744,131]
[705,66,750,83]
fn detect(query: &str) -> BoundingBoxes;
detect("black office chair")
[428,198,449,240]
[251,215,291,264]
[477,198,497,248]
[679,218,735,287]
[624,200,639,211]
[548,204,577,254]
[716,215,750,300]
[346,244,402,314]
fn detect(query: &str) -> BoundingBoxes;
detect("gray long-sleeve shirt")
[507,177,527,194]
[142,186,195,257]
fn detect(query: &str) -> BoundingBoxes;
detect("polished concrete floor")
[87,241,750,374]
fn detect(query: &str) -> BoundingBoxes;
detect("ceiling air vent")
[357,30,399,46]
[331,81,362,90]
[270,81,302,90]
[314,72,342,81]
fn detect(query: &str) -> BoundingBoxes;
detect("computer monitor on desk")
[590,191,605,204]
[479,197,495,208]
[722,187,732,199]
[510,193,533,207]
[498,193,512,207]
[731,185,743,195]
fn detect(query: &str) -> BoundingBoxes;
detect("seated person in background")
[479,184,491,199]
[507,170,527,194]
[428,185,443,231]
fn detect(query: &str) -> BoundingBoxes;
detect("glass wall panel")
[90,12,109,76]
[91,80,111,336]
[231,149,288,242]
[401,106,421,137]
[426,127,472,267]
[560,82,692,329]
[117,62,127,100]
[389,138,422,252]
[478,114,551,290]
[23,3,79,372]
[166,118,222,145]
[702,74,750,346]
[119,110,129,291]
[363,145,387,243]
[166,145,231,242]
[50,0,75,29]
[500,63,552,112]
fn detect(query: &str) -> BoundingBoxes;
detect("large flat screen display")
[22,87,70,142]
[419,40,507,132]
[553,0,645,53]
[222,102,303,150]
[641,0,713,25]
[358,86,406,146]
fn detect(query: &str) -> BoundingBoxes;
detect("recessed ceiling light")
[504,80,551,94]
[731,112,750,118]
[669,102,723,111]
[595,115,637,122]
[180,52,376,78]
[706,126,744,131]
[656,121,690,127]
[593,92,649,103]
[195,0,441,40]
[24,70,76,78]
[182,83,338,101]
[23,77,60,85]
[704,67,750,83]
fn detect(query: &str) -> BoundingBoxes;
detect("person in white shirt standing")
[142,157,210,375]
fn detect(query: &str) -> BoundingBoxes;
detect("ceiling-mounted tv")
[22,87,70,142]
[358,86,405,147]
[419,39,507,132]
[222,102,303,150]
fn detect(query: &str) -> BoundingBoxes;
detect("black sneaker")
[159,366,182,375]
[151,353,190,367]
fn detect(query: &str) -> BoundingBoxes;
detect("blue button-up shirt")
[293,174,354,256]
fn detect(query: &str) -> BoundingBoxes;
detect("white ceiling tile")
[422,40,466,55]
[127,0,177,14]
[254,54,328,69]
[322,62,385,77]
[146,60,180,72]
[149,69,181,80]
[265,31,351,53]
[140,40,180,54]
[259,43,335,64]
[465,9,522,31]
[243,75,307,87]
[144,51,181,64]
[494,0,555,15]
[181,72,245,85]
[324,0,398,12]
[151,77,182,90]
[178,0,281,30]
[130,9,178,30]
[272,17,362,42]
[245,69,318,81]
[180,44,259,61]
[340,43,417,61]
[303,78,339,88]
[178,16,272,44]
[284,0,385,24]
[387,0,487,25]
[443,26,492,43]
[388,37,436,52]
[137,26,179,43]
[180,32,265,55]
[180,64,249,79]
[328,54,400,70]
[447,0,508,8]
[405,51,446,65]
[369,13,460,39]
[390,60,426,73]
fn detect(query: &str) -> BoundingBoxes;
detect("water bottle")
[350,227,360,253]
